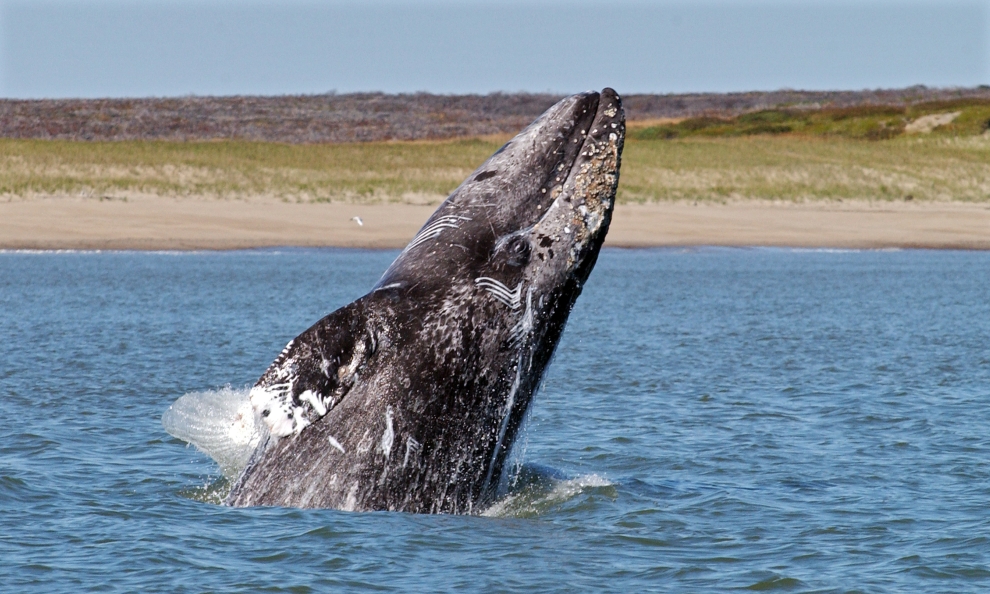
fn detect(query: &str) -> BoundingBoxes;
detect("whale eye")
[502,235,531,267]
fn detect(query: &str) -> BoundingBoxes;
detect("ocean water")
[2,247,990,592]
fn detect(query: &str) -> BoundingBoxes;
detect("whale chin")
[166,89,626,513]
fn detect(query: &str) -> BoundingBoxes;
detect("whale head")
[380,87,625,327]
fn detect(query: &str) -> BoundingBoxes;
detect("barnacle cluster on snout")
[528,101,624,276]
[567,130,623,262]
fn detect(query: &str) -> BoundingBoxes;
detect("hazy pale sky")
[0,0,987,98]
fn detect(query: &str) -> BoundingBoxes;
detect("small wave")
[0,249,108,254]
[785,247,865,254]
[483,464,616,518]
[784,247,904,254]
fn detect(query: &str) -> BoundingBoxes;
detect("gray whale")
[219,88,624,513]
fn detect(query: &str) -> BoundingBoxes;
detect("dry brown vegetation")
[3,86,989,143]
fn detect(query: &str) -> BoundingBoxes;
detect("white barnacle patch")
[404,215,472,252]
[252,345,342,438]
[299,389,327,416]
[250,384,297,438]
[290,407,311,434]
[474,277,523,309]
[560,121,621,261]
[380,406,395,458]
[327,434,346,454]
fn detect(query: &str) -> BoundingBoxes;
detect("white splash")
[482,469,614,518]
[162,386,261,479]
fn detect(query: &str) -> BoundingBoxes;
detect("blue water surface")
[2,247,989,592]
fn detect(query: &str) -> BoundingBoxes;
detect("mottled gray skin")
[226,89,625,513]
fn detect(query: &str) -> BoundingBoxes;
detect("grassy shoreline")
[2,125,989,205]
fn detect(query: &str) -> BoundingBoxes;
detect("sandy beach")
[2,197,988,251]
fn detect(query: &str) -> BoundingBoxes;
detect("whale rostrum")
[215,89,624,513]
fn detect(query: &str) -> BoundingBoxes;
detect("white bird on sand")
[351,216,364,226]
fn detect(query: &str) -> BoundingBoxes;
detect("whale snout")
[568,87,625,228]
[526,88,624,279]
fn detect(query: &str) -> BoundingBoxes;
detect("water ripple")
[2,248,990,592]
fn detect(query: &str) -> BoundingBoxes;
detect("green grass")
[632,98,990,141]
[2,117,989,204]
[618,134,990,203]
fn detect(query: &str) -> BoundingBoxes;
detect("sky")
[0,0,987,98]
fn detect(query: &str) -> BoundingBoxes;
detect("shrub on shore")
[632,99,990,141]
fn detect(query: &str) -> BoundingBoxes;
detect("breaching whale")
[166,88,625,513]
